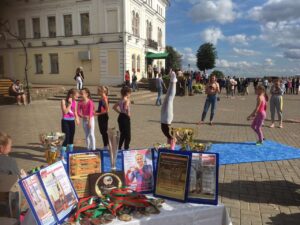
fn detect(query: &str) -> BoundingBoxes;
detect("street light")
[0,21,31,103]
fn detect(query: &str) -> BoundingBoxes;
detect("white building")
[0,0,168,85]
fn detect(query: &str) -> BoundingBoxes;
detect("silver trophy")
[108,128,120,171]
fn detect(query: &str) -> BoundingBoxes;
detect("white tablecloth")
[23,199,232,225]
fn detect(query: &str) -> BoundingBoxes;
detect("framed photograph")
[154,150,191,202]
[19,173,56,225]
[39,161,78,223]
[89,172,124,197]
[123,149,154,193]
[101,150,124,172]
[67,151,101,198]
[188,152,219,205]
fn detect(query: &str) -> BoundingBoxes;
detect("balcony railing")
[147,39,158,50]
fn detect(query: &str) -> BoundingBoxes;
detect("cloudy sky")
[166,0,300,77]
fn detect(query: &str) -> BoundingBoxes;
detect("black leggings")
[161,123,172,139]
[118,113,131,150]
[61,119,75,147]
[98,113,109,147]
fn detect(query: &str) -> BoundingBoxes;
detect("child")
[113,86,131,150]
[95,86,109,149]
[161,69,177,150]
[60,88,80,161]
[0,132,22,176]
[270,79,284,128]
[77,88,96,150]
[247,85,268,145]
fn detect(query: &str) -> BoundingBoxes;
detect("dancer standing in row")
[78,88,96,150]
[95,86,109,149]
[60,89,80,161]
[113,86,132,150]
[161,69,177,150]
[247,85,268,145]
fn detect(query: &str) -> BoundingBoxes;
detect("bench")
[0,78,17,105]
[0,78,13,97]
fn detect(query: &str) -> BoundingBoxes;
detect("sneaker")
[209,121,213,126]
[256,141,263,146]
[279,124,283,128]
[270,123,275,128]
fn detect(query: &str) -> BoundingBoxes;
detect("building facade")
[0,0,168,85]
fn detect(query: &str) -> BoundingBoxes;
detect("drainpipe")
[122,0,126,84]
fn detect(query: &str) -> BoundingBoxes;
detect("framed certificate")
[19,174,56,225]
[188,152,219,205]
[154,150,191,202]
[123,149,154,193]
[67,150,102,198]
[39,161,78,224]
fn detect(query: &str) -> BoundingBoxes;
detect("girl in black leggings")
[60,89,79,161]
[95,86,109,149]
[113,87,132,150]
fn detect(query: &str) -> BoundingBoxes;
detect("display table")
[22,197,231,225]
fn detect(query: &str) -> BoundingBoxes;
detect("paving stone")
[1,86,300,224]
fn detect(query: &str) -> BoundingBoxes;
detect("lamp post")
[0,20,31,104]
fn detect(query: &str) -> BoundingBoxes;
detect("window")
[158,27,162,47]
[0,56,4,75]
[107,9,118,33]
[132,11,140,37]
[146,20,152,40]
[80,13,90,35]
[32,18,40,38]
[132,54,136,72]
[137,55,140,72]
[47,16,56,38]
[35,54,43,74]
[64,14,72,37]
[49,53,59,74]
[17,19,26,39]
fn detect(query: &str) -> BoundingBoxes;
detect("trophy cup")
[89,128,123,197]
[108,127,120,171]
[39,132,65,164]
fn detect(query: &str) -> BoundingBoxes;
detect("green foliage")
[211,70,224,79]
[196,43,217,72]
[166,45,182,72]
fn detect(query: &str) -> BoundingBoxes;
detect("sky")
[166,0,300,77]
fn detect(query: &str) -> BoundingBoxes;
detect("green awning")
[146,52,169,59]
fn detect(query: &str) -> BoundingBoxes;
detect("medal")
[118,214,132,222]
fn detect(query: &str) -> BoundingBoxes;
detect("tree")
[211,70,224,79]
[196,43,217,73]
[166,45,182,73]
[0,20,31,103]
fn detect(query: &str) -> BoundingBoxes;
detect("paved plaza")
[0,88,300,225]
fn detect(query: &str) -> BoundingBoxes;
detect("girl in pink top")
[77,88,96,150]
[247,85,268,145]
[60,88,79,161]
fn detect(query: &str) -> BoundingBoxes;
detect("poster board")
[154,150,191,202]
[19,161,78,225]
[39,161,78,223]
[19,174,56,225]
[188,152,219,205]
[123,149,154,193]
[67,151,102,198]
